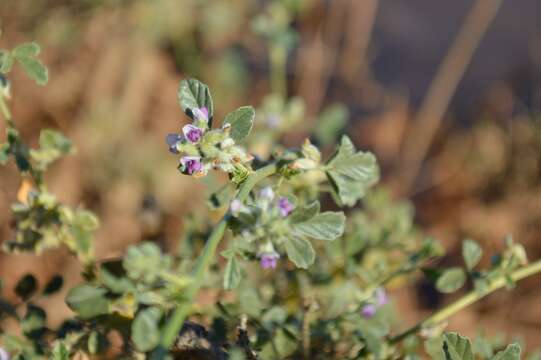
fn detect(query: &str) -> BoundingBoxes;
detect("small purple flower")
[278,197,295,217]
[192,107,209,122]
[0,347,9,360]
[166,133,182,154]
[180,156,203,175]
[361,303,377,318]
[260,253,279,269]
[182,124,203,143]
[375,288,388,306]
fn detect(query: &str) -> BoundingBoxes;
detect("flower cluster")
[229,187,295,270]
[361,288,389,318]
[166,106,253,178]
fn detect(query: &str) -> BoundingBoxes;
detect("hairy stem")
[161,163,278,348]
[390,259,541,343]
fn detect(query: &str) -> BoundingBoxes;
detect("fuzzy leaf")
[178,78,214,123]
[223,256,242,290]
[493,343,521,360]
[284,236,315,268]
[326,136,379,207]
[66,285,109,319]
[289,201,320,224]
[436,268,466,294]
[17,56,48,85]
[131,307,162,352]
[292,211,345,241]
[223,106,255,142]
[12,42,41,58]
[462,239,482,270]
[0,52,14,73]
[443,333,474,360]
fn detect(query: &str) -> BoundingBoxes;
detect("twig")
[396,0,504,196]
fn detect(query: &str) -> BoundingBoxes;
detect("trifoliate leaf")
[436,268,466,294]
[223,106,255,142]
[284,236,315,268]
[462,239,482,270]
[131,307,162,352]
[178,78,214,123]
[325,136,379,207]
[443,333,474,360]
[292,211,345,241]
[66,285,109,319]
[493,343,521,360]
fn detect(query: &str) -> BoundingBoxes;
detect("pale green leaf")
[289,201,320,224]
[12,42,41,58]
[65,285,109,319]
[131,307,162,352]
[462,239,482,270]
[17,56,48,85]
[443,333,474,360]
[178,78,213,122]
[292,211,345,241]
[223,106,255,142]
[436,268,466,293]
[223,256,242,290]
[493,343,521,360]
[51,342,69,360]
[284,236,315,269]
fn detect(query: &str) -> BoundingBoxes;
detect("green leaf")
[0,52,14,73]
[15,274,37,301]
[131,307,162,352]
[12,42,41,58]
[65,285,109,319]
[123,242,172,284]
[325,136,379,207]
[223,256,242,290]
[462,239,482,270]
[51,342,70,360]
[314,103,348,145]
[289,201,320,224]
[178,78,213,123]
[443,333,474,360]
[284,236,315,269]
[292,211,345,241]
[17,56,48,86]
[436,268,466,293]
[0,143,9,165]
[493,343,521,360]
[223,106,255,142]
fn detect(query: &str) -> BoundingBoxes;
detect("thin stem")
[390,259,541,343]
[160,163,278,348]
[0,94,14,127]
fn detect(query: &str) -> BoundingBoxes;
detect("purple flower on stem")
[260,253,279,269]
[375,288,388,306]
[192,107,209,122]
[182,124,203,143]
[278,197,295,217]
[166,133,182,154]
[361,303,377,318]
[180,156,203,175]
[0,347,9,360]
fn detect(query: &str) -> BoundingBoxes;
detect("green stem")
[160,163,278,348]
[390,259,541,343]
[0,94,14,128]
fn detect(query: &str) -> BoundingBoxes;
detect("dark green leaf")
[493,343,521,360]
[43,275,63,296]
[325,136,379,207]
[65,285,109,319]
[131,307,162,352]
[443,333,474,360]
[178,79,213,123]
[284,236,315,269]
[436,268,466,294]
[292,211,345,241]
[223,106,255,142]
[15,274,37,300]
[223,256,242,290]
[462,239,482,270]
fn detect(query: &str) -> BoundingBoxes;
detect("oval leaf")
[178,79,213,123]
[223,106,255,142]
[462,239,482,270]
[66,285,109,319]
[284,237,315,269]
[436,268,466,294]
[443,332,474,360]
[131,307,162,352]
[292,211,345,241]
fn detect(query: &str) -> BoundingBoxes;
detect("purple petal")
[361,304,377,318]
[278,197,295,217]
[260,253,279,269]
[182,124,203,143]
[166,133,182,154]
[180,156,203,175]
[375,288,388,306]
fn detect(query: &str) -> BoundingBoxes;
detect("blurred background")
[1,0,541,349]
